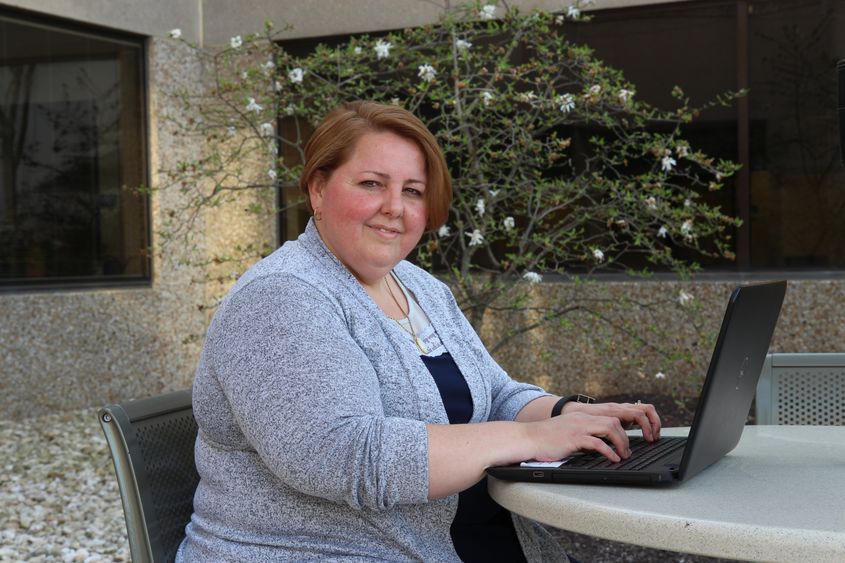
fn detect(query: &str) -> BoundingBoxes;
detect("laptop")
[487,280,787,486]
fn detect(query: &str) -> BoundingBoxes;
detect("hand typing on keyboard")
[561,401,662,443]
[517,398,662,464]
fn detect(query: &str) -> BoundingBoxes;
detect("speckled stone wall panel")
[0,288,202,417]
[0,38,208,420]
[486,278,845,401]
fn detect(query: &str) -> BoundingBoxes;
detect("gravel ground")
[0,408,733,563]
[0,409,129,563]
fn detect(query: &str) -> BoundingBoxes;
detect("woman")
[178,101,661,562]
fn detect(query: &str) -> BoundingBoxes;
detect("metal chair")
[99,390,199,563]
[756,353,845,425]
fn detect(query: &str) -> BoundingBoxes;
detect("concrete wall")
[488,278,845,400]
[1,0,687,45]
[0,0,202,41]
[200,0,688,44]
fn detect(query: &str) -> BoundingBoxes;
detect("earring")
[314,208,323,221]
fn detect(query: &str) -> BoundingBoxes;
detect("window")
[748,0,844,269]
[566,0,845,271]
[275,1,845,272]
[0,9,149,288]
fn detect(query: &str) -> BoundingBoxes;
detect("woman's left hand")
[562,401,661,442]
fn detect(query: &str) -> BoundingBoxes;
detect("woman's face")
[309,130,429,286]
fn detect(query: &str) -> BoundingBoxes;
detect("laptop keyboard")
[564,437,686,471]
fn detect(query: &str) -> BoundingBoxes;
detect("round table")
[488,426,845,562]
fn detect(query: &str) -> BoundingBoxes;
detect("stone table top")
[489,425,845,563]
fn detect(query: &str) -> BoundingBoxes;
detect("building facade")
[1,0,843,419]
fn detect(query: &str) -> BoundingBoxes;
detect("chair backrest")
[99,389,199,563]
[756,353,845,425]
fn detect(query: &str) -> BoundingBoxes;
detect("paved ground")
[0,408,734,563]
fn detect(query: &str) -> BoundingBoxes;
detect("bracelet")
[551,394,597,417]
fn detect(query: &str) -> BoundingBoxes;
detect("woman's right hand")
[427,411,634,499]
[525,411,632,463]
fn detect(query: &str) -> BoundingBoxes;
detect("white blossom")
[438,224,451,238]
[517,91,537,103]
[267,169,277,180]
[657,225,669,238]
[467,229,485,246]
[661,155,677,172]
[523,271,543,284]
[374,40,393,60]
[681,219,693,235]
[230,35,243,49]
[246,97,263,113]
[678,290,693,306]
[288,68,304,83]
[655,371,667,380]
[503,216,515,230]
[418,64,437,83]
[489,189,500,198]
[677,144,690,158]
[260,60,275,76]
[557,93,575,113]
[227,126,237,137]
[168,28,182,39]
[273,80,283,92]
[481,91,495,107]
[645,196,658,210]
[588,84,602,96]
[241,71,249,80]
[455,38,472,52]
[684,198,692,207]
[480,4,497,21]
[283,104,296,116]
[475,198,486,216]
[555,15,566,25]
[353,46,362,54]
[618,88,634,104]
[390,97,402,106]
[567,5,581,18]
[592,248,605,262]
[259,122,274,137]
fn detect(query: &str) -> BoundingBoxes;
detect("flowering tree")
[158,2,740,371]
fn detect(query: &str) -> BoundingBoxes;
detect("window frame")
[0,5,151,293]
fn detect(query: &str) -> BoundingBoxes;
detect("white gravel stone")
[0,409,130,562]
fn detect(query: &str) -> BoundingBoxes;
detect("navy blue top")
[420,352,527,563]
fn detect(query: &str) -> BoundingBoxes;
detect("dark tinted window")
[747,0,844,269]
[566,0,845,271]
[276,1,845,272]
[0,10,149,287]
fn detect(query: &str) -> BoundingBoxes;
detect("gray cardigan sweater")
[178,220,569,562]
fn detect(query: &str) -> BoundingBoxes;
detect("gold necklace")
[384,275,427,354]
